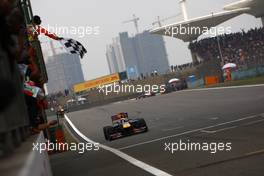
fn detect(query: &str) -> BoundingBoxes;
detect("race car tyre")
[103,126,114,141]
[135,118,148,132]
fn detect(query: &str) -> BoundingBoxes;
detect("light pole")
[211,12,224,64]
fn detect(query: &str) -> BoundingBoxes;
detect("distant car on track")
[136,91,156,99]
[162,78,188,94]
[103,112,148,141]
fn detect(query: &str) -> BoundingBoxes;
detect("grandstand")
[151,0,264,64]
[189,27,264,69]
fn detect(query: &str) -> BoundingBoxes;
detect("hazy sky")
[31,0,262,80]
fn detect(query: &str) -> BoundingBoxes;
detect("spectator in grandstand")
[189,27,264,69]
[170,61,202,72]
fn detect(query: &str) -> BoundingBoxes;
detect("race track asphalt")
[50,85,264,176]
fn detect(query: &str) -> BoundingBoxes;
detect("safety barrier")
[187,78,205,89]
[232,66,264,80]
[205,76,220,85]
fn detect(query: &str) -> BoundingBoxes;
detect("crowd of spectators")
[126,61,202,81]
[170,61,203,72]
[189,27,264,69]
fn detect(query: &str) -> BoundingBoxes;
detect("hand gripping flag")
[60,38,87,58]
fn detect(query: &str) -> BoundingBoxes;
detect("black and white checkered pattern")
[61,38,87,58]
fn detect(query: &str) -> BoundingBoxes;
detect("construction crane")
[152,13,182,27]
[123,14,140,33]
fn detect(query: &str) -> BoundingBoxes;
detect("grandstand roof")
[224,0,264,18]
[150,8,248,42]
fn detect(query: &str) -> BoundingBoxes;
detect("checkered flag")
[60,38,87,58]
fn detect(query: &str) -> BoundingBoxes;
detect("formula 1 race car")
[103,112,148,141]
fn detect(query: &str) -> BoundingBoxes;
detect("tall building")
[112,37,126,72]
[106,45,119,74]
[45,53,84,94]
[106,31,169,79]
[119,32,140,78]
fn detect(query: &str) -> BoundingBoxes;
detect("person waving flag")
[28,15,87,58]
[28,15,63,41]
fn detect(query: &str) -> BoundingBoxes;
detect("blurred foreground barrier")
[0,42,29,157]
[0,132,53,176]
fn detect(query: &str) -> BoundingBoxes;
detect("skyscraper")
[106,31,169,79]
[106,45,119,74]
[45,53,84,94]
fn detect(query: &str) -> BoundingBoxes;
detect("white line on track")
[244,119,264,126]
[213,126,237,133]
[201,126,237,134]
[118,113,264,150]
[64,114,173,176]
[162,126,184,132]
[113,101,122,104]
[209,117,220,120]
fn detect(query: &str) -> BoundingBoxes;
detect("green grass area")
[204,75,264,88]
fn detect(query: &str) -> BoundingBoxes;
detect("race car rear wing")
[111,112,128,123]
